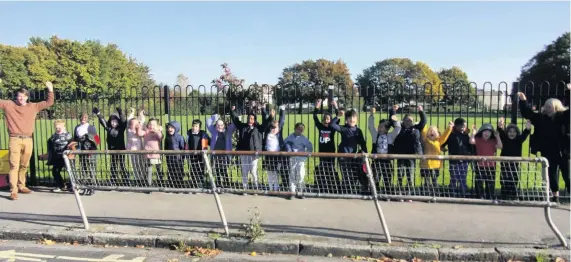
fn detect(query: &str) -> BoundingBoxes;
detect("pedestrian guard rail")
[62,150,569,249]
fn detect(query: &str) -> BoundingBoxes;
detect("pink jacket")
[144,130,163,159]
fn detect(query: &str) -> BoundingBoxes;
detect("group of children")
[45,100,532,200]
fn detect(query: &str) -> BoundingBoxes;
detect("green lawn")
[0,112,562,191]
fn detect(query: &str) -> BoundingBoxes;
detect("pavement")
[0,240,353,262]
[0,189,569,261]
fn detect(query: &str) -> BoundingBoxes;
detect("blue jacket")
[165,121,185,150]
[206,114,236,151]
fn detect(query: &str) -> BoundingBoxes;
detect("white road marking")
[0,249,147,262]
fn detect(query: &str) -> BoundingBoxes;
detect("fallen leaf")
[135,245,145,248]
[38,239,55,246]
[250,251,257,256]
[555,258,566,262]
[453,245,462,249]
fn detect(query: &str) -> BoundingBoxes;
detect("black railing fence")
[0,80,567,186]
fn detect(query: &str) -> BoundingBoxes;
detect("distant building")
[476,89,508,111]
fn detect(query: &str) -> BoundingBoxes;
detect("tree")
[174,73,190,97]
[518,32,570,101]
[437,66,475,105]
[212,63,262,114]
[356,58,443,108]
[276,59,354,113]
[0,36,156,97]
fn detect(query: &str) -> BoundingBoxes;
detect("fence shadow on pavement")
[0,211,561,247]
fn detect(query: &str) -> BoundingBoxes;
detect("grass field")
[0,111,565,191]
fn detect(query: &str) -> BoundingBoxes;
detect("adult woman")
[518,92,569,201]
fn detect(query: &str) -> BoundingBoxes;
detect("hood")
[476,123,496,139]
[166,121,182,134]
[504,123,521,136]
[108,113,120,124]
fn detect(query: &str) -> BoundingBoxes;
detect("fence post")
[163,85,170,116]
[29,134,37,186]
[202,151,230,237]
[539,157,569,249]
[510,82,519,124]
[63,152,90,230]
[363,154,392,244]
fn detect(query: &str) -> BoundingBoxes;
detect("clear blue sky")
[0,1,569,90]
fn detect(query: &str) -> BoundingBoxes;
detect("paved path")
[0,190,569,247]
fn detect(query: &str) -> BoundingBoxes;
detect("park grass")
[0,112,563,190]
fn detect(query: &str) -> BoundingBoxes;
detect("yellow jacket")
[421,126,453,169]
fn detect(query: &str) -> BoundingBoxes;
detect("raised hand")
[331,100,338,109]
[129,107,135,115]
[471,124,477,134]
[316,99,322,109]
[417,105,423,112]
[498,117,505,129]
[448,121,454,129]
[517,92,527,101]
[526,120,532,129]
[390,115,398,122]
[371,107,376,114]
[139,110,145,116]
[231,105,236,111]
[45,81,54,92]
[270,109,276,118]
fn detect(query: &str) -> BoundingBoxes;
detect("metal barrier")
[63,150,569,248]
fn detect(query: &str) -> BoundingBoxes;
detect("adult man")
[1,81,55,200]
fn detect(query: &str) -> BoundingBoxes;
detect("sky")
[0,1,569,91]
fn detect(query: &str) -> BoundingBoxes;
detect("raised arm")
[439,122,454,144]
[118,108,127,130]
[313,100,326,130]
[494,130,503,149]
[329,118,346,133]
[34,81,55,111]
[469,124,477,145]
[230,106,244,128]
[206,114,219,134]
[388,116,402,141]
[519,120,531,142]
[517,92,541,124]
[367,108,378,138]
[278,106,286,130]
[414,105,427,130]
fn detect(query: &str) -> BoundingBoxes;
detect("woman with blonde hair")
[518,92,569,202]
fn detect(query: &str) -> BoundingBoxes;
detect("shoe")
[19,187,32,194]
[52,188,62,193]
[9,192,18,200]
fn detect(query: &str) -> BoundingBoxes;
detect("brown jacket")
[0,92,55,136]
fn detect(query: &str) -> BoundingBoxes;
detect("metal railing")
[63,150,568,248]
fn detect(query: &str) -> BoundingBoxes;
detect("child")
[231,106,269,191]
[46,120,72,192]
[165,121,185,188]
[392,106,426,195]
[313,99,342,193]
[93,107,128,185]
[126,109,146,185]
[207,114,236,189]
[374,111,401,195]
[73,113,99,196]
[262,106,285,192]
[143,118,163,187]
[420,121,453,196]
[330,108,368,193]
[284,123,313,199]
[470,123,503,200]
[186,119,210,188]
[442,118,473,197]
[497,117,531,200]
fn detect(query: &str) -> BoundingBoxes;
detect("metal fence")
[63,150,569,248]
[0,80,567,186]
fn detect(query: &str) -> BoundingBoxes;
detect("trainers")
[19,187,32,194]
[52,188,62,193]
[9,192,18,200]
